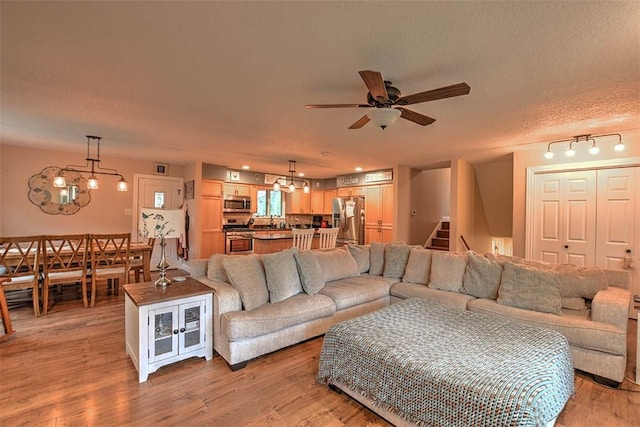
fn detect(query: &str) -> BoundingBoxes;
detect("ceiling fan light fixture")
[367,108,401,129]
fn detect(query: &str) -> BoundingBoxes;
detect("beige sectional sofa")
[187,243,631,385]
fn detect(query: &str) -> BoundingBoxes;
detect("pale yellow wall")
[474,154,513,237]
[395,165,412,244]
[0,144,183,236]
[409,167,450,246]
[183,161,202,259]
[450,159,492,253]
[512,129,640,257]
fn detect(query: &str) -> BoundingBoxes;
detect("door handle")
[564,245,569,249]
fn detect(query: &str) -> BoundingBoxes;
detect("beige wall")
[0,144,184,237]
[512,130,640,257]
[474,154,513,237]
[408,167,451,246]
[394,165,412,244]
[450,159,492,253]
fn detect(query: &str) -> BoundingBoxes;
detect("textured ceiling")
[1,1,639,178]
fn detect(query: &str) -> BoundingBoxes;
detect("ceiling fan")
[305,70,470,129]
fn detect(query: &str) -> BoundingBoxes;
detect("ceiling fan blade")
[359,70,388,102]
[396,107,436,126]
[398,82,470,105]
[348,115,370,129]
[305,104,369,109]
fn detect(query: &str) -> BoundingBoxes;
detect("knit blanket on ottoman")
[317,298,574,427]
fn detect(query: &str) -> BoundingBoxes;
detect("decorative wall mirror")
[28,166,91,215]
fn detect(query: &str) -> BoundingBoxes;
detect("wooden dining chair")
[0,277,15,336]
[291,228,315,251]
[0,236,42,317]
[130,238,155,283]
[89,233,131,307]
[318,228,339,249]
[41,234,89,314]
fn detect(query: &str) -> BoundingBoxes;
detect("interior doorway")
[132,174,184,269]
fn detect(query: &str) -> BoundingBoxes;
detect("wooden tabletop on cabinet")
[123,277,212,307]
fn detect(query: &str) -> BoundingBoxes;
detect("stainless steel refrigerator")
[332,196,365,245]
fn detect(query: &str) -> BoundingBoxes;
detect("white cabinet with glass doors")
[124,280,213,383]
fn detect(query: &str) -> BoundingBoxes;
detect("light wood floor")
[1,279,639,426]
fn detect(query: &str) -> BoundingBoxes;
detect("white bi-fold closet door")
[530,166,638,317]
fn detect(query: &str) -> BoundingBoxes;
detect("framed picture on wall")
[154,162,168,175]
[184,180,194,200]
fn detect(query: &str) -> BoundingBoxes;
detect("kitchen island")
[252,230,320,254]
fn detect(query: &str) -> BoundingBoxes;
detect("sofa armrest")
[591,286,630,331]
[184,258,208,278]
[196,277,242,314]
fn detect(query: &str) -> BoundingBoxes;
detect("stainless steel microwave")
[223,195,252,213]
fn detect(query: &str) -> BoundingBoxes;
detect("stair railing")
[460,235,471,251]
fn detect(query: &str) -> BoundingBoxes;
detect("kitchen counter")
[252,230,320,254]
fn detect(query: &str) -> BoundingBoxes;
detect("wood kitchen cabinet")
[323,189,337,214]
[311,190,324,214]
[201,180,224,258]
[286,191,311,214]
[202,180,223,196]
[223,183,251,196]
[337,186,363,197]
[363,184,394,243]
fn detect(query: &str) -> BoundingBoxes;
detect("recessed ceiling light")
[242,165,250,170]
[298,172,305,177]
[355,167,363,172]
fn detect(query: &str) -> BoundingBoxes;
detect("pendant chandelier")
[53,135,128,191]
[273,160,310,193]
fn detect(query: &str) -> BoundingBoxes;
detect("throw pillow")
[369,242,386,275]
[383,244,416,278]
[294,251,325,295]
[497,261,562,315]
[554,264,608,299]
[207,254,230,282]
[222,254,268,311]
[460,252,503,299]
[262,248,303,303]
[428,251,468,293]
[402,248,433,285]
[313,246,360,283]
[347,244,370,273]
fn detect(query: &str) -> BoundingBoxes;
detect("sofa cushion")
[468,298,627,356]
[554,264,608,299]
[460,252,503,299]
[369,242,386,276]
[402,248,433,285]
[347,244,370,273]
[319,275,394,310]
[294,250,325,295]
[222,254,268,311]
[262,247,303,303]
[313,246,360,283]
[390,282,475,311]
[561,297,587,311]
[383,244,416,279]
[497,261,562,315]
[207,254,231,282]
[428,251,468,293]
[221,293,336,340]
